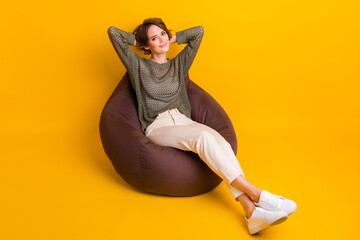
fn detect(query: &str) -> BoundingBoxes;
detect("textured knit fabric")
[107,25,204,133]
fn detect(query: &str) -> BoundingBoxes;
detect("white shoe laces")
[262,191,284,209]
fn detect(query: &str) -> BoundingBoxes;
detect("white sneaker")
[254,190,297,215]
[246,207,288,235]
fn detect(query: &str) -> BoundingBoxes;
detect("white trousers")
[145,108,246,201]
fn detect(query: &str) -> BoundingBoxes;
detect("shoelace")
[263,192,284,209]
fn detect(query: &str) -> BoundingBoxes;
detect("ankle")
[247,206,256,219]
[251,189,262,203]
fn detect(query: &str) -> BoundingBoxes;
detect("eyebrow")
[150,30,165,39]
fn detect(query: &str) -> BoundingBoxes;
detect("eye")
[151,37,156,41]
[162,31,166,35]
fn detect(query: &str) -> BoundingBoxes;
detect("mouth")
[159,42,167,48]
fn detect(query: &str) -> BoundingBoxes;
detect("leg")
[237,194,256,219]
[146,110,247,199]
[231,174,262,202]
[149,122,258,219]
[147,119,246,200]
[146,111,292,234]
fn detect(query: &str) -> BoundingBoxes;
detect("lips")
[159,42,167,48]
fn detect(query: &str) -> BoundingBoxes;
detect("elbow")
[198,25,204,35]
[108,26,121,38]
[108,26,115,35]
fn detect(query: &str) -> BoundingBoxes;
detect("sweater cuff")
[176,30,186,45]
[127,33,135,46]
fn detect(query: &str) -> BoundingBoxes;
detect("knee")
[197,130,217,146]
[197,130,231,147]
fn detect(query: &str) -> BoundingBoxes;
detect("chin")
[157,48,169,54]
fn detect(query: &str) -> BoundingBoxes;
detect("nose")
[159,36,164,43]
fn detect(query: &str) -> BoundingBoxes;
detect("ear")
[144,45,150,50]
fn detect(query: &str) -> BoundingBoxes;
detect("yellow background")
[1,0,359,239]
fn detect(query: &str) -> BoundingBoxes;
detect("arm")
[107,26,139,71]
[175,26,204,72]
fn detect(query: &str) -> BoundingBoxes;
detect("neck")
[150,53,168,64]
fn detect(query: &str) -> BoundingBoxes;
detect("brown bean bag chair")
[99,72,238,197]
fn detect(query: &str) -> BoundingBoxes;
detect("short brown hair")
[133,18,172,55]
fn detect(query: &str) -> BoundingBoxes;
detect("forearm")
[176,26,204,45]
[174,26,204,72]
[108,26,135,46]
[107,26,138,70]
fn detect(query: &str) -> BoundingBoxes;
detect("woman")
[107,17,297,235]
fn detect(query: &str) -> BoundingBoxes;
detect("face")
[145,24,170,55]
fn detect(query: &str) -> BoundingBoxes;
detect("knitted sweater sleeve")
[107,26,139,73]
[175,26,204,72]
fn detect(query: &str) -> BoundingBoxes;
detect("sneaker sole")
[270,215,288,226]
[249,215,288,235]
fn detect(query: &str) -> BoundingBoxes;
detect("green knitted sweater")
[107,25,204,133]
